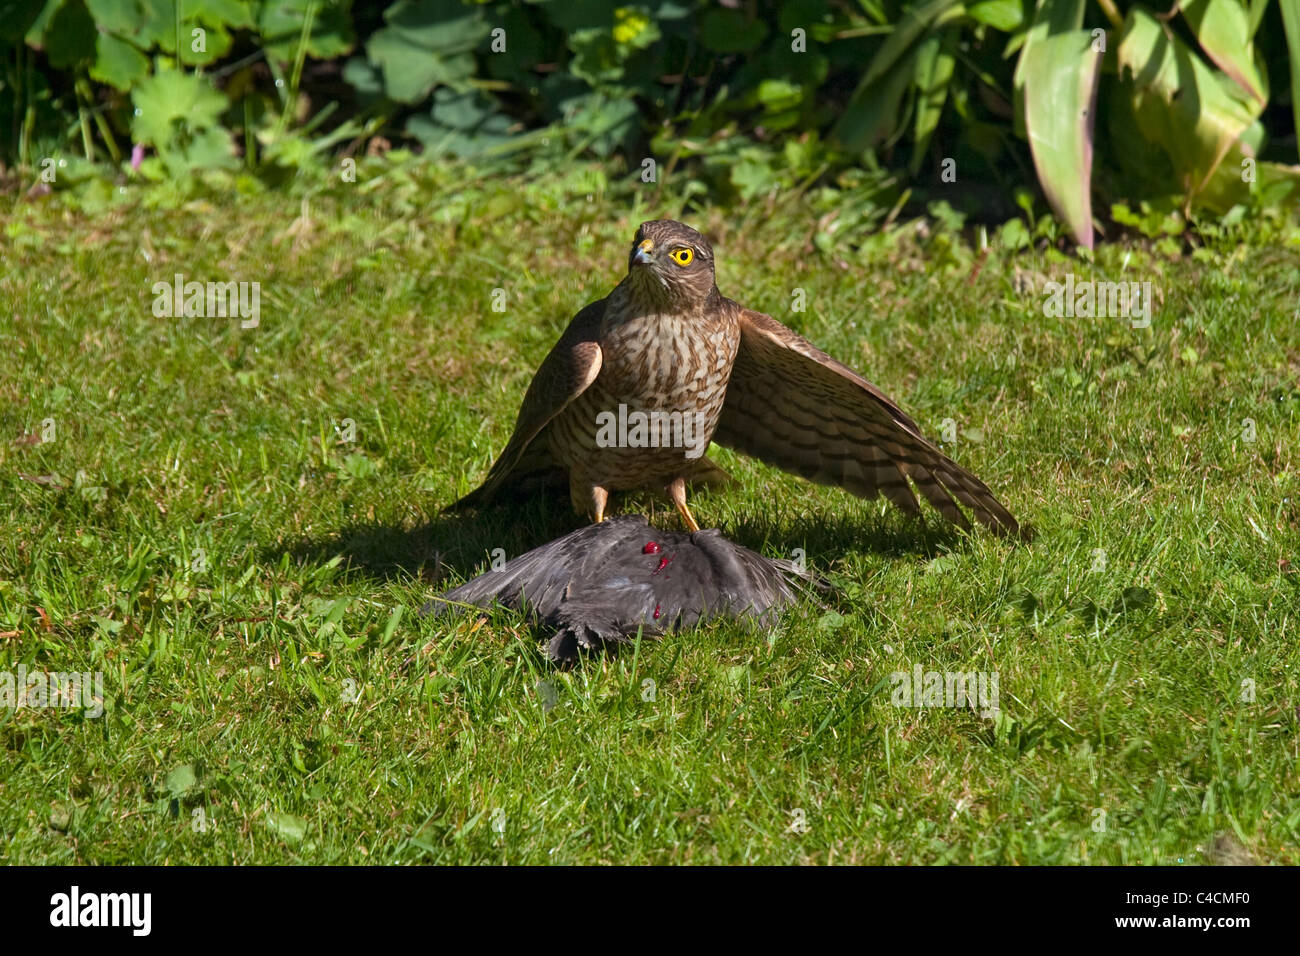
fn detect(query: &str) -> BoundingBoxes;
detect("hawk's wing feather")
[713,307,1023,537]
[447,299,605,510]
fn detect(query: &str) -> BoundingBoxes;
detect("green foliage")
[131,68,236,175]
[364,0,488,104]
[3,0,1299,240]
[1019,2,1100,248]
[837,0,1300,245]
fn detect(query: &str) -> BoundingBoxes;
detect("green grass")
[2,168,1298,864]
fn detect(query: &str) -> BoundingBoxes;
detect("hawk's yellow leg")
[668,477,700,533]
[575,481,610,524]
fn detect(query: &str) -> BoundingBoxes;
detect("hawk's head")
[626,220,717,309]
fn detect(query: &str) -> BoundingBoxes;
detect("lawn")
[2,166,1298,863]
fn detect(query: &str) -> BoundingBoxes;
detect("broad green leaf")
[85,0,147,35]
[778,0,835,35]
[431,88,494,130]
[1116,7,1258,203]
[133,0,180,52]
[1247,0,1270,32]
[367,28,477,103]
[859,0,962,90]
[165,763,198,797]
[969,0,1025,31]
[374,0,487,51]
[1022,30,1101,247]
[1281,0,1300,161]
[123,0,254,53]
[568,28,624,86]
[131,69,227,146]
[42,0,97,68]
[342,55,384,98]
[757,78,804,112]
[1181,0,1268,106]
[195,0,254,29]
[266,811,308,844]
[179,22,234,66]
[731,160,777,200]
[165,125,238,173]
[834,45,923,151]
[259,0,354,60]
[408,102,513,159]
[1013,0,1085,137]
[1003,27,1029,59]
[364,0,486,102]
[911,31,955,174]
[131,69,235,174]
[997,216,1031,250]
[834,0,960,152]
[91,30,149,90]
[561,93,638,156]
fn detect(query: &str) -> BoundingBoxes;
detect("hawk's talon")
[668,477,700,533]
[678,507,701,533]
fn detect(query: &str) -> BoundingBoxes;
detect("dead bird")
[420,515,824,662]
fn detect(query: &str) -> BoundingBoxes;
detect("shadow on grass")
[718,511,959,564]
[271,501,582,586]
[272,486,962,592]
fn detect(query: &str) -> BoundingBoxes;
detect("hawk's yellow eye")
[670,247,694,266]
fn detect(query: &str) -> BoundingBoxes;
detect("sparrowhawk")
[450,219,1023,537]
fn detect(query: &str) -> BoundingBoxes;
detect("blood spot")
[653,604,661,620]
[642,541,660,554]
[652,553,674,575]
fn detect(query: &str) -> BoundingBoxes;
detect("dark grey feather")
[420,515,820,661]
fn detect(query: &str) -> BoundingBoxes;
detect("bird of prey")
[450,219,1023,537]
[421,515,819,662]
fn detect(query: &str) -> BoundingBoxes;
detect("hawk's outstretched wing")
[446,300,605,510]
[712,307,1025,537]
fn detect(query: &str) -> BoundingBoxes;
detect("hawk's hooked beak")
[632,239,654,266]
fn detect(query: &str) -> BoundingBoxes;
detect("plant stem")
[78,76,122,164]
[274,1,318,143]
[77,77,95,162]
[1095,0,1124,30]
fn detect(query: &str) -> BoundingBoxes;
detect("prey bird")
[421,515,819,662]
[449,219,1023,537]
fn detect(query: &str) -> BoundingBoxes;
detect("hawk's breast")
[547,307,740,487]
